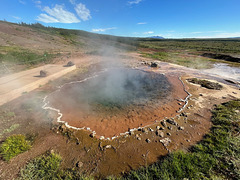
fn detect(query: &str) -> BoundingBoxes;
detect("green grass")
[121,100,240,180]
[0,46,54,66]
[140,50,214,69]
[0,134,31,161]
[138,39,240,54]
[19,152,93,180]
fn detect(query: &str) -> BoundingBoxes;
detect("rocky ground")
[0,50,239,179]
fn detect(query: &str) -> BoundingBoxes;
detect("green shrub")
[19,152,92,180]
[0,134,31,161]
[19,152,62,179]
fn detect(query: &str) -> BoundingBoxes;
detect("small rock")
[66,61,75,67]
[149,128,154,132]
[160,138,171,147]
[178,126,185,130]
[99,136,105,140]
[146,138,151,143]
[166,119,177,126]
[186,139,191,142]
[178,102,182,105]
[166,132,171,136]
[129,131,134,135]
[167,126,172,130]
[199,93,203,96]
[142,128,148,133]
[137,137,142,141]
[104,145,112,149]
[150,62,158,67]
[159,127,165,130]
[161,121,167,127]
[156,130,164,137]
[180,112,188,117]
[40,70,48,77]
[76,161,83,168]
[90,133,95,138]
[156,126,160,130]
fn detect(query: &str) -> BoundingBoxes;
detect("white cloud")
[74,3,91,21]
[128,0,143,5]
[19,0,26,4]
[36,14,59,23]
[69,0,76,5]
[144,31,154,34]
[92,27,117,32]
[12,16,21,20]
[36,4,80,23]
[35,1,41,4]
[137,22,147,25]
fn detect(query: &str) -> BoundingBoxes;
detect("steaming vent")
[46,68,173,138]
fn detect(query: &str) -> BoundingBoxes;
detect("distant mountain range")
[149,36,164,39]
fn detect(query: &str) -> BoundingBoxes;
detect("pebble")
[142,128,148,133]
[90,133,95,138]
[146,138,151,143]
[99,136,105,140]
[156,130,164,137]
[166,132,171,136]
[161,121,167,127]
[76,161,83,168]
[178,126,185,130]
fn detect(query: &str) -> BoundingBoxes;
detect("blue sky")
[1,0,240,38]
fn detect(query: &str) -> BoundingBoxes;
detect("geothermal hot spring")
[43,68,188,139]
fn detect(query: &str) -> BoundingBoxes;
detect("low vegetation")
[122,100,240,179]
[187,78,223,90]
[19,152,92,180]
[0,46,54,66]
[138,39,240,54]
[0,134,31,161]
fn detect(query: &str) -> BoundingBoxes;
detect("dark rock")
[161,121,167,127]
[40,70,47,77]
[66,61,75,67]
[150,62,158,67]
[166,119,177,126]
[90,133,95,138]
[178,126,185,130]
[142,128,148,133]
[146,138,151,143]
[76,161,83,168]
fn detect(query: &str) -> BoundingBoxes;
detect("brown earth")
[0,51,239,179]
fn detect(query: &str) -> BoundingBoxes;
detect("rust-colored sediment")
[49,72,188,138]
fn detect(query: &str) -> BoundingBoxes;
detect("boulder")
[66,61,75,67]
[150,62,158,67]
[40,70,48,77]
